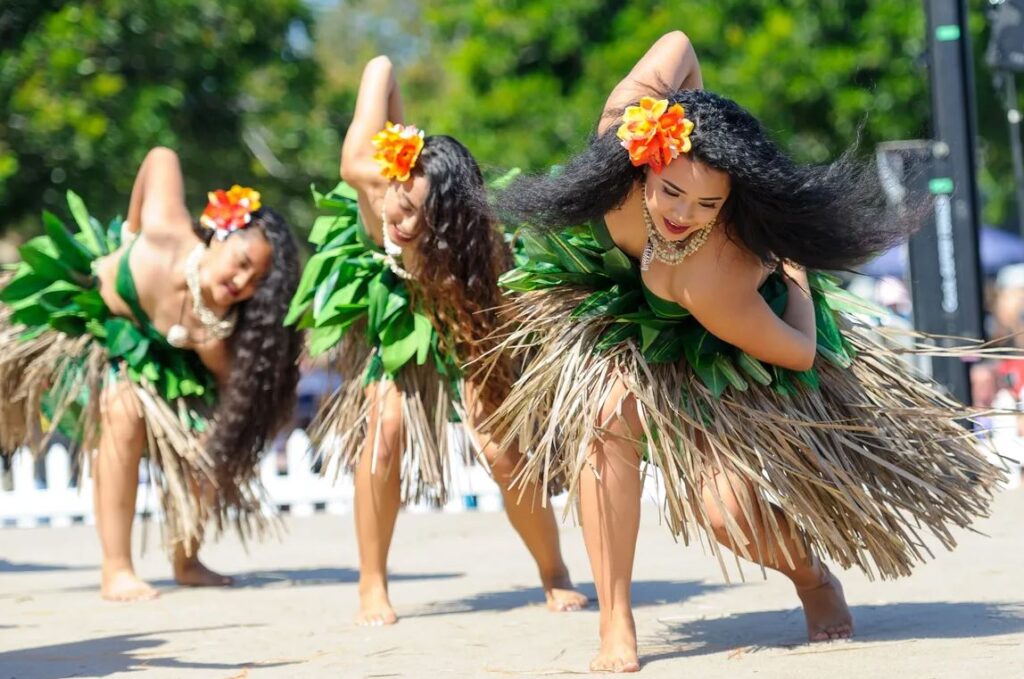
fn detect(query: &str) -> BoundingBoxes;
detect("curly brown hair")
[192,207,303,497]
[408,135,514,410]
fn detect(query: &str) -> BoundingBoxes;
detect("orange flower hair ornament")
[616,96,695,173]
[200,185,262,241]
[372,122,425,182]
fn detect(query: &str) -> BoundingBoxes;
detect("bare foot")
[542,572,589,612]
[591,613,640,673]
[356,583,398,626]
[795,565,854,641]
[101,568,159,602]
[173,557,233,588]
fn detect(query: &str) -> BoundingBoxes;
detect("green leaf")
[414,313,433,364]
[689,351,728,397]
[48,312,87,336]
[66,190,107,256]
[11,304,49,327]
[520,230,561,265]
[639,323,662,352]
[736,352,773,386]
[19,240,77,284]
[329,181,359,201]
[572,289,618,318]
[549,232,600,274]
[814,297,847,358]
[0,268,49,303]
[794,368,820,390]
[309,324,345,356]
[380,313,419,374]
[715,356,749,392]
[602,247,638,285]
[595,322,638,352]
[105,318,143,357]
[42,211,94,274]
[642,326,687,363]
[313,268,341,318]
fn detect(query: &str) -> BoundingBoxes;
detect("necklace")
[639,199,717,272]
[167,244,237,347]
[378,199,413,280]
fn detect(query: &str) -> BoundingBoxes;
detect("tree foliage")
[0,0,327,234]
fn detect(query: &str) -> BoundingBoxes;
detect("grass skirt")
[483,285,1004,580]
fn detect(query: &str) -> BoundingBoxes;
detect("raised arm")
[124,147,193,244]
[599,31,703,134]
[339,55,405,188]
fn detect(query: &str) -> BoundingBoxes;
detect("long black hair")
[498,89,917,271]
[411,134,513,407]
[192,207,303,491]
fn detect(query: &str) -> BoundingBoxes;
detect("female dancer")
[486,31,1002,671]
[287,55,586,625]
[0,147,302,600]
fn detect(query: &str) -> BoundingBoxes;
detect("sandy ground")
[1,490,1023,679]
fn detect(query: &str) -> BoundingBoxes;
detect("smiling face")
[382,175,430,247]
[644,154,731,241]
[201,228,273,307]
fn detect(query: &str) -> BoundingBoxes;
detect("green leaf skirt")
[0,192,267,552]
[484,223,1004,580]
[288,182,469,506]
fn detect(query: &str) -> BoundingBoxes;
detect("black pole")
[911,0,985,404]
[998,70,1024,239]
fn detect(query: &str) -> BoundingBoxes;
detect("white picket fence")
[3,424,1018,529]
[0,427,511,529]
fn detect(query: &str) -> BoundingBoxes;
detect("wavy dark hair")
[192,207,303,492]
[410,134,513,408]
[498,89,918,271]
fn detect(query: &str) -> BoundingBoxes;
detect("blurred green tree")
[0,0,329,237]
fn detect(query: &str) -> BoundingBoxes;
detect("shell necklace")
[166,244,238,348]
[639,198,717,272]
[377,198,413,280]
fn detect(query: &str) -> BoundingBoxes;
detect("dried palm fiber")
[287,182,471,506]
[0,193,270,554]
[479,223,1005,581]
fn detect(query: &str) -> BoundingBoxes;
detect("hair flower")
[616,96,695,173]
[200,185,262,240]
[372,122,425,182]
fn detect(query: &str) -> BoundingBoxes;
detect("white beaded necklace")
[377,198,413,280]
[166,244,238,347]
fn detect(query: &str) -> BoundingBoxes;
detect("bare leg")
[479,443,588,612]
[463,380,587,613]
[173,538,233,587]
[579,381,643,673]
[701,466,853,641]
[353,381,404,625]
[94,383,158,602]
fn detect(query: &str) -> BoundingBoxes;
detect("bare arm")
[340,55,404,188]
[340,55,405,245]
[599,31,703,135]
[686,266,817,372]
[124,147,193,243]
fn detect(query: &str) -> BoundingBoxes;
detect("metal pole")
[1001,71,1024,238]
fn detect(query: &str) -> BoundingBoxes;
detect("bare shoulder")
[671,229,765,312]
[603,184,647,258]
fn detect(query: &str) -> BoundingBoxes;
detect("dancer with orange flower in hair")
[287,55,587,625]
[0,148,302,600]
[484,32,1003,671]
